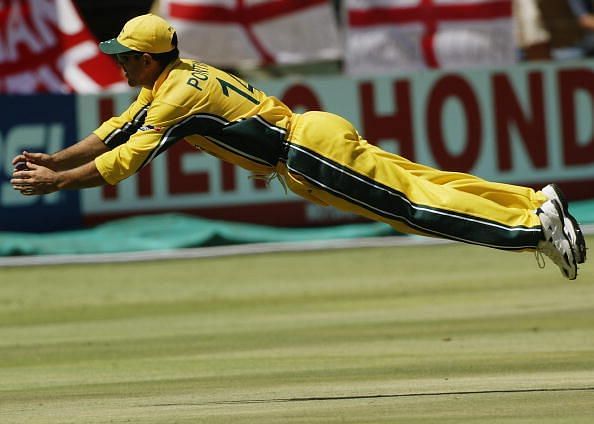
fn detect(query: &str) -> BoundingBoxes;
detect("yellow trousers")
[279,111,546,251]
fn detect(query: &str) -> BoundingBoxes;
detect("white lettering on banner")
[30,0,59,48]
[3,66,67,93]
[0,0,127,94]
[82,61,594,222]
[0,0,84,64]
[4,0,44,63]
[3,64,68,93]
[3,71,37,93]
[29,0,82,49]
[0,123,64,206]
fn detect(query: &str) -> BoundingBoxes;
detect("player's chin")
[122,74,133,86]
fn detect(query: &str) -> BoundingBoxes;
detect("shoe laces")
[536,203,571,273]
[534,250,546,269]
[249,171,288,194]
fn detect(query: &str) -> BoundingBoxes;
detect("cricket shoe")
[536,199,578,280]
[541,184,587,264]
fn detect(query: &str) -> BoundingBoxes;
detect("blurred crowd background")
[4,0,594,96]
[71,0,594,79]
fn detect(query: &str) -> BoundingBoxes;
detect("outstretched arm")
[11,133,109,172]
[11,160,107,196]
[10,90,155,195]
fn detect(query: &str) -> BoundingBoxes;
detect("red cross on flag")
[0,0,127,94]
[161,0,342,68]
[345,0,516,75]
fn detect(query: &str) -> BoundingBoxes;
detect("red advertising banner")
[0,0,127,94]
[74,61,594,227]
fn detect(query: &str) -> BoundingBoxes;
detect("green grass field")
[1,237,594,423]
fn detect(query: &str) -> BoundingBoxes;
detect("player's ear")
[141,52,153,66]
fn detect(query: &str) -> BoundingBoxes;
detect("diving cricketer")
[11,14,586,279]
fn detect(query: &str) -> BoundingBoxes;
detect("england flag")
[0,0,127,94]
[345,0,516,75]
[162,0,342,68]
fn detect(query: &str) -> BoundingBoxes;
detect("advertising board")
[3,61,594,231]
[0,95,80,231]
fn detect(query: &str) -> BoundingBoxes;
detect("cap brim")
[99,38,133,54]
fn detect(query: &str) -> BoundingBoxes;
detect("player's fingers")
[10,175,34,187]
[23,152,48,165]
[12,182,30,191]
[12,179,36,191]
[11,170,31,179]
[11,154,26,166]
[20,188,36,196]
[23,152,39,160]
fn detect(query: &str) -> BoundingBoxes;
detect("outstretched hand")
[11,162,62,196]
[11,151,56,171]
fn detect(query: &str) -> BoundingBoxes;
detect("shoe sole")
[543,184,587,264]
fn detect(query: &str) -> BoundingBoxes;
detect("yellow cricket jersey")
[93,58,546,254]
[94,59,293,185]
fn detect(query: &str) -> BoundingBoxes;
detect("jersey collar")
[153,58,182,93]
